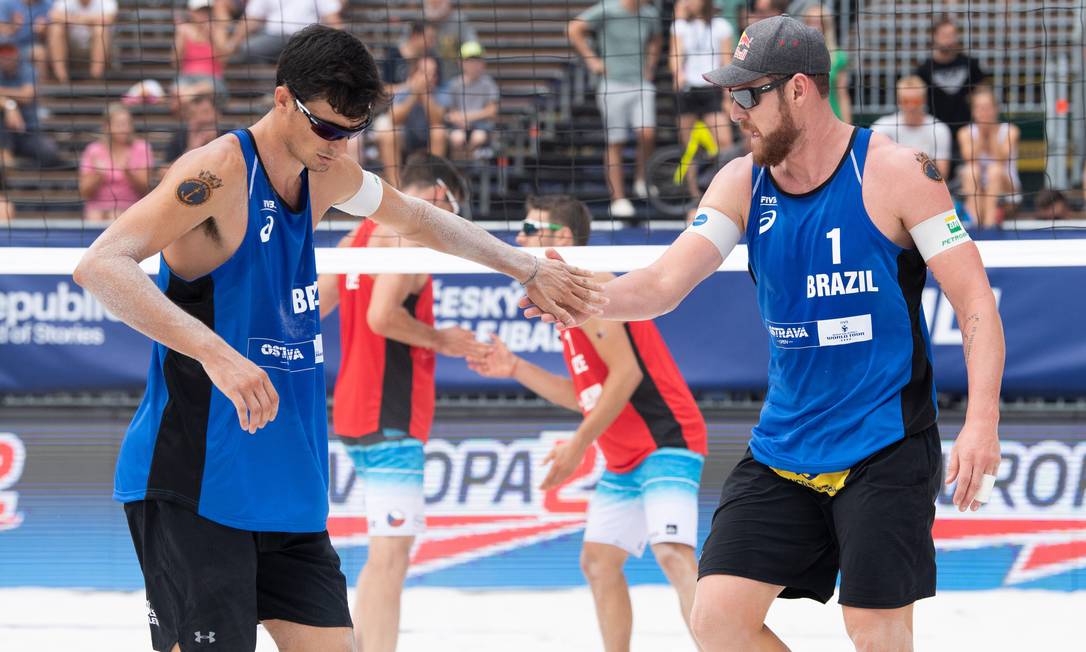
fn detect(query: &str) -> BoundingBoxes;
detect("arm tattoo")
[175,170,224,207]
[964,312,981,362]
[915,152,943,182]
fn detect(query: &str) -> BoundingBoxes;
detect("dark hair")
[691,0,714,23]
[275,25,385,122]
[407,20,428,36]
[526,195,592,245]
[400,152,468,203]
[1034,189,1067,210]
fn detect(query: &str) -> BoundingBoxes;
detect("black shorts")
[677,86,724,117]
[125,500,352,652]
[698,424,942,609]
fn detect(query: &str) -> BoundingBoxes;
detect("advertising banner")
[0,413,1081,591]
[2,267,1086,396]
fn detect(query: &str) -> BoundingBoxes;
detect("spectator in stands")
[374,23,446,187]
[0,42,62,167]
[164,93,222,163]
[871,75,953,179]
[445,40,498,160]
[174,0,235,100]
[915,15,987,171]
[1034,189,1071,221]
[569,0,662,218]
[230,0,340,65]
[958,86,1020,228]
[670,0,733,201]
[744,0,787,28]
[423,0,478,83]
[46,0,116,83]
[78,102,153,222]
[801,3,849,122]
[0,1,51,79]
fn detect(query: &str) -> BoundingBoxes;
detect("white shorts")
[584,448,704,557]
[344,437,425,537]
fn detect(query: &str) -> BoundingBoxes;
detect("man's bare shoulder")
[167,133,247,187]
[702,153,754,227]
[865,133,946,192]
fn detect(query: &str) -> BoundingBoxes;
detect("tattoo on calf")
[915,152,943,182]
[176,170,224,206]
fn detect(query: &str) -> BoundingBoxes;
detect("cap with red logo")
[703,15,831,88]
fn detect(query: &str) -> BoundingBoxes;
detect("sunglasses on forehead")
[729,75,794,110]
[293,96,370,141]
[521,219,564,236]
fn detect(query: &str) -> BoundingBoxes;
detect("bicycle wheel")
[645,144,699,218]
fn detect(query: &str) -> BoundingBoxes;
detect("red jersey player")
[318,154,487,652]
[468,195,708,651]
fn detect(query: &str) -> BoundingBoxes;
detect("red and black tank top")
[332,219,435,442]
[561,321,707,473]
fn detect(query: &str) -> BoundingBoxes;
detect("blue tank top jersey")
[114,129,329,532]
[746,128,937,473]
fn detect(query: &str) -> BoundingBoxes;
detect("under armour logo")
[260,215,275,243]
[194,631,216,643]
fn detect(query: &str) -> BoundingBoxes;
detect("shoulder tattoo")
[175,170,224,206]
[914,152,943,183]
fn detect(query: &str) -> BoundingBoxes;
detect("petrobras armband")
[334,169,384,217]
[908,209,972,262]
[684,206,741,260]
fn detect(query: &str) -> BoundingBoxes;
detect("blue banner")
[2,266,1086,396]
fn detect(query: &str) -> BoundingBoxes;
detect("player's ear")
[558,225,576,247]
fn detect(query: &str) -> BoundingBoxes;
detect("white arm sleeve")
[684,206,741,260]
[908,209,971,262]
[334,169,385,217]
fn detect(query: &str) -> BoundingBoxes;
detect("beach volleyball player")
[74,26,601,652]
[524,15,1004,652]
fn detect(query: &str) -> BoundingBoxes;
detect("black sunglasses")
[294,97,370,141]
[729,75,794,110]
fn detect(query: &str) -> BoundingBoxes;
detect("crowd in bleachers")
[0,0,1079,227]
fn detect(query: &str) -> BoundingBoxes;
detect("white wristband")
[685,206,740,260]
[908,210,971,262]
[334,169,385,217]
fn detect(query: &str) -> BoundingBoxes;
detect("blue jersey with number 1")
[114,128,329,532]
[746,128,937,473]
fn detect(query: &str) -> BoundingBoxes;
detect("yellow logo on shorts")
[770,467,850,496]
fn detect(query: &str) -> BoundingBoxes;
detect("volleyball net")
[0,0,1081,234]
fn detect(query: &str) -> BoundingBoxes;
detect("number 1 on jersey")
[826,228,841,265]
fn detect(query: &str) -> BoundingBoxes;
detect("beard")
[750,102,800,167]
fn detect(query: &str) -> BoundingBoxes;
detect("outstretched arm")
[526,157,751,323]
[331,166,604,327]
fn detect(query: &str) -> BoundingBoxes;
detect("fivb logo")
[759,196,777,235]
[260,199,276,243]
